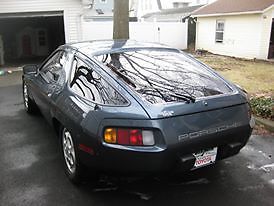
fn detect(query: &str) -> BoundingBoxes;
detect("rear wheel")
[22,80,38,114]
[61,127,93,184]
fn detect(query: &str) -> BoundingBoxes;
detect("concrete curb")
[254,116,274,132]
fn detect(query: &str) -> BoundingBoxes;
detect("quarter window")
[70,58,128,105]
[215,20,224,43]
[40,51,67,84]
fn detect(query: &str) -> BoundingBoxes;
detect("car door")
[31,51,67,122]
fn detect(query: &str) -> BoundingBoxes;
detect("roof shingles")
[193,0,274,16]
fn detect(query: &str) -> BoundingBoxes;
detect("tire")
[22,80,38,114]
[60,126,86,184]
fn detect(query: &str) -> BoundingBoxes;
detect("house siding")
[196,13,272,60]
[259,7,274,59]
[0,0,83,43]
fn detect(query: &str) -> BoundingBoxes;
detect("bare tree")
[113,0,129,40]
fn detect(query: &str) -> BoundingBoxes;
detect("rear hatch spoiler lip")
[140,92,248,120]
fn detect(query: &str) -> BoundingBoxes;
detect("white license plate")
[193,147,217,169]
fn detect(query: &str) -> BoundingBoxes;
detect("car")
[22,40,255,184]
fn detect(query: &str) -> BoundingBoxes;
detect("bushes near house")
[250,96,274,120]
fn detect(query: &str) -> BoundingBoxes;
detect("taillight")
[104,128,155,146]
[104,128,117,143]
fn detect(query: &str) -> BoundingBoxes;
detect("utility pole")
[113,0,129,40]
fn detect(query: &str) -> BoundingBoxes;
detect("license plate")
[193,147,217,169]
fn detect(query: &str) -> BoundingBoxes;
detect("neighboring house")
[160,0,216,9]
[83,0,138,22]
[82,0,113,22]
[142,5,203,22]
[193,0,274,60]
[136,0,161,19]
[142,4,203,47]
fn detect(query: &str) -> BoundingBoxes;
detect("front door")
[268,19,274,59]
[22,35,32,56]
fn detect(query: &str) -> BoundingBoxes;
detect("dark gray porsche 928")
[22,40,255,183]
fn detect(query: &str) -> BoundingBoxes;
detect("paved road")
[0,74,274,206]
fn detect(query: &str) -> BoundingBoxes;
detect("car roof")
[60,40,180,56]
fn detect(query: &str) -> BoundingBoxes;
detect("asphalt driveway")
[0,72,274,206]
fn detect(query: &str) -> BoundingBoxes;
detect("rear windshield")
[96,49,232,104]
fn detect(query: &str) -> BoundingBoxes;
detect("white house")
[0,0,86,64]
[0,0,148,65]
[193,0,274,60]
[0,0,189,66]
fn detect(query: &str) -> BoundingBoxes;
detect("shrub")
[250,96,274,120]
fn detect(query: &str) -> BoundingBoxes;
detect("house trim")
[0,11,64,19]
[193,4,274,18]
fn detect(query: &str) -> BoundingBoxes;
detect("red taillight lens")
[117,129,130,145]
[104,128,154,146]
[129,129,143,146]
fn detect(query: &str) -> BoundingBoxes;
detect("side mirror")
[23,64,38,75]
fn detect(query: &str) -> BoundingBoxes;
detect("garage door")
[0,11,65,66]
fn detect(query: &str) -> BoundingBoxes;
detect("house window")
[38,30,46,46]
[215,20,224,43]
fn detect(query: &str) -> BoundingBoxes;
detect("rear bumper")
[80,127,251,174]
[80,103,253,174]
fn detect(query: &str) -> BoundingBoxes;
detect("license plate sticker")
[193,147,217,168]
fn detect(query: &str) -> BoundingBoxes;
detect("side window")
[70,57,128,105]
[215,20,224,43]
[40,51,67,84]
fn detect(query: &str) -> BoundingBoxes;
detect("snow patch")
[260,163,274,173]
[184,178,210,185]
[242,145,271,160]
[128,191,152,200]
[93,187,118,192]
[247,164,257,170]
[238,184,264,191]
[258,150,271,160]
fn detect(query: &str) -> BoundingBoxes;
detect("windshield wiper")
[170,92,195,103]
[138,88,195,103]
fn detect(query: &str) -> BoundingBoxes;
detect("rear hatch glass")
[96,49,233,104]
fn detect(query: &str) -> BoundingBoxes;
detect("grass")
[195,54,274,96]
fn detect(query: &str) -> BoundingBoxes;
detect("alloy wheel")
[62,128,76,174]
[23,83,29,109]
